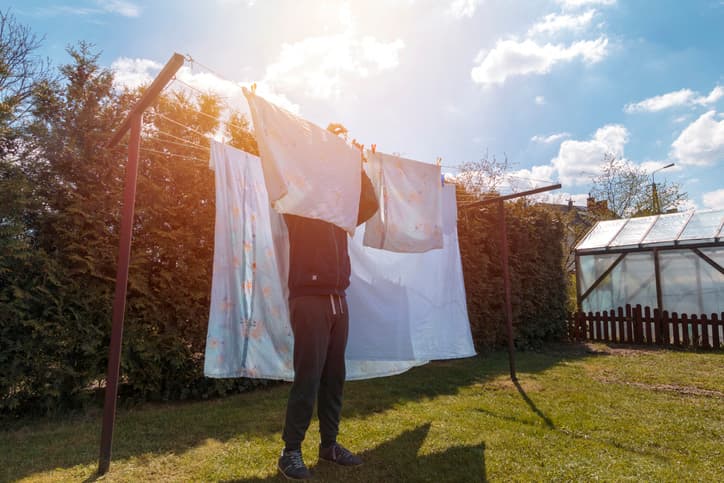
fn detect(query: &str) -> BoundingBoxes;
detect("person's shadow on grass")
[224,423,487,483]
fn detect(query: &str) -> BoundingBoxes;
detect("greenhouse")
[575,209,724,316]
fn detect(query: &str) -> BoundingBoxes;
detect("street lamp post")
[651,162,675,214]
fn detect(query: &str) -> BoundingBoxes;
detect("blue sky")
[6,0,724,209]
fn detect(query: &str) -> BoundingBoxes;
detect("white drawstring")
[328,294,345,315]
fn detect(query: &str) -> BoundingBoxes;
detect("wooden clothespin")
[371,143,377,154]
[436,156,442,167]
[251,82,257,94]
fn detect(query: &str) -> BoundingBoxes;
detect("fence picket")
[672,312,680,346]
[644,306,653,345]
[634,305,644,344]
[625,304,633,344]
[617,307,625,343]
[653,308,661,346]
[691,314,700,348]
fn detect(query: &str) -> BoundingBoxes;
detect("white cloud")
[702,189,724,209]
[671,110,724,166]
[448,0,482,19]
[625,85,723,113]
[110,56,300,117]
[31,1,141,17]
[673,115,690,124]
[264,33,404,99]
[552,124,628,185]
[638,160,681,174]
[624,89,696,113]
[111,58,162,89]
[535,95,546,105]
[471,37,608,85]
[95,0,141,17]
[531,132,571,144]
[557,0,615,9]
[506,165,557,192]
[528,9,596,36]
[694,85,724,105]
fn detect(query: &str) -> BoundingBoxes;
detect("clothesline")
[147,54,561,189]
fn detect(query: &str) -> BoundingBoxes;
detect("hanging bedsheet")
[204,142,475,381]
[363,150,444,253]
[243,89,361,234]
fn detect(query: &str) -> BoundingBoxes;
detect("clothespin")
[251,82,257,94]
[436,156,442,167]
[371,144,377,154]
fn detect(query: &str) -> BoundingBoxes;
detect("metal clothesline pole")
[99,52,185,476]
[462,183,562,381]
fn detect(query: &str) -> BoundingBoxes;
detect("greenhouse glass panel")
[702,247,724,268]
[610,216,656,247]
[578,253,623,294]
[678,210,724,243]
[581,252,656,313]
[642,211,691,245]
[576,219,628,250]
[660,249,724,315]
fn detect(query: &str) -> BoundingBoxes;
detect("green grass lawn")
[2,343,723,482]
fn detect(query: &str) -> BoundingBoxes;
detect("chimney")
[587,194,595,210]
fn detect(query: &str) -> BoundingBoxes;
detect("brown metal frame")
[99,53,185,475]
[462,183,562,381]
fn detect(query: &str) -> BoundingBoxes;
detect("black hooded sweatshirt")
[284,170,378,299]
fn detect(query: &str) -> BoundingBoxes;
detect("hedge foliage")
[456,185,568,350]
[1,44,264,417]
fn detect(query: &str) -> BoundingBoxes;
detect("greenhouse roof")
[575,209,724,253]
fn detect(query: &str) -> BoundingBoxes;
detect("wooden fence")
[568,304,723,350]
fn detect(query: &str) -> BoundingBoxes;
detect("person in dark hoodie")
[277,168,379,480]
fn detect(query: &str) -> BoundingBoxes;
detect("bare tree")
[0,10,52,138]
[457,152,512,198]
[590,154,687,218]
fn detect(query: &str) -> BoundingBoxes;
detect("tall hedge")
[0,45,264,416]
[457,186,568,350]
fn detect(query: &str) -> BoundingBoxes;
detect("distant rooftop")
[575,209,724,252]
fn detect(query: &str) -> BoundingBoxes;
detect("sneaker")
[278,449,312,480]
[318,442,363,466]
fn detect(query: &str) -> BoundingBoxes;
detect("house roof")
[575,209,724,253]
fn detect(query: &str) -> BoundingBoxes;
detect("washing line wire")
[169,76,233,101]
[156,89,253,134]
[120,144,207,163]
[184,54,234,86]
[151,131,210,153]
[156,113,215,139]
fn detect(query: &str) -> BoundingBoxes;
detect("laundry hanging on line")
[363,150,443,253]
[243,88,362,234]
[204,142,475,381]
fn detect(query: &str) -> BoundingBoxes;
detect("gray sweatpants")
[282,294,349,450]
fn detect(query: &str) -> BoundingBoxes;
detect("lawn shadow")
[475,376,669,463]
[226,423,487,482]
[513,379,555,429]
[2,343,595,481]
